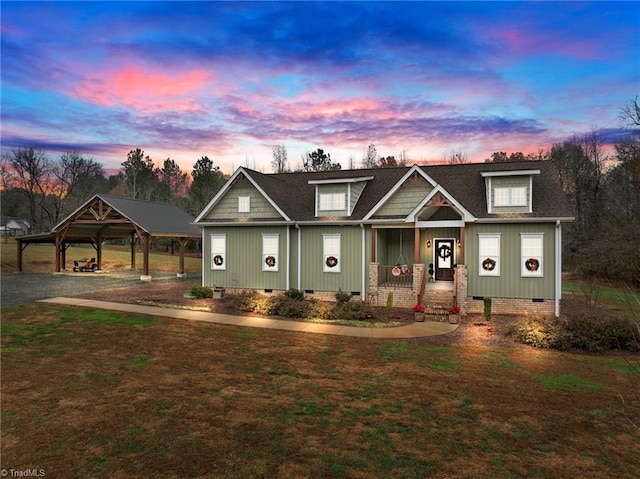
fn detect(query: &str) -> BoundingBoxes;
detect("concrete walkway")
[39,297,458,339]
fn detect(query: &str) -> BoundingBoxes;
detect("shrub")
[271,294,310,318]
[335,289,351,305]
[283,288,305,301]
[483,297,492,322]
[334,300,372,321]
[508,316,563,349]
[509,314,639,352]
[189,286,213,299]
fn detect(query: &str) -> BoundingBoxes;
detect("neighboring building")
[193,160,573,317]
[0,219,30,236]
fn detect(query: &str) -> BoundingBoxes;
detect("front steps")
[423,288,455,322]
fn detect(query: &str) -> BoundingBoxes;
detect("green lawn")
[2,303,639,478]
[563,279,640,318]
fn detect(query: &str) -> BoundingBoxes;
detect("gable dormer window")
[319,193,346,211]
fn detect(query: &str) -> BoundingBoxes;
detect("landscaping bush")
[189,286,213,299]
[283,288,305,301]
[335,289,351,305]
[509,314,639,352]
[270,294,310,318]
[333,300,373,321]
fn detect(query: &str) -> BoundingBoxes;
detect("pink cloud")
[74,65,211,112]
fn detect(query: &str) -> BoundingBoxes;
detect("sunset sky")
[1,1,638,175]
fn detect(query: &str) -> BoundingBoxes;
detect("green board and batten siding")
[203,225,371,294]
[203,226,289,290]
[298,225,369,293]
[465,223,556,299]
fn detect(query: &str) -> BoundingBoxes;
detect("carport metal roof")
[16,195,201,278]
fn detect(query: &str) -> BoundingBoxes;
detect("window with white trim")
[494,187,528,207]
[319,193,346,211]
[211,234,226,270]
[478,233,500,276]
[262,234,279,272]
[323,234,341,273]
[238,196,250,213]
[521,233,543,277]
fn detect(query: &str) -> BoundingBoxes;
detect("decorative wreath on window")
[438,244,452,260]
[525,258,540,272]
[482,257,497,271]
[213,254,224,266]
[265,255,276,268]
[325,255,338,268]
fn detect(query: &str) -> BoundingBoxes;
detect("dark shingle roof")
[54,194,201,236]
[240,160,571,222]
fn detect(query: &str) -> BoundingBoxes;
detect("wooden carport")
[15,194,201,280]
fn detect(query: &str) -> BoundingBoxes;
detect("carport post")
[130,233,136,270]
[16,238,23,272]
[142,233,150,277]
[55,233,62,272]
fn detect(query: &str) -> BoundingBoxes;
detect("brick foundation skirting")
[465,296,556,316]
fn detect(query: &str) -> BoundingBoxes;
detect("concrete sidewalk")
[39,297,458,339]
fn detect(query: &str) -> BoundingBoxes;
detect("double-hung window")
[211,234,226,270]
[478,233,500,276]
[323,234,341,273]
[262,234,279,272]
[521,233,543,277]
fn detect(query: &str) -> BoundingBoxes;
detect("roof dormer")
[309,176,373,217]
[481,169,540,214]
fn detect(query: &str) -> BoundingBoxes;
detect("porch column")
[458,226,465,264]
[371,228,377,262]
[130,233,136,270]
[414,227,420,264]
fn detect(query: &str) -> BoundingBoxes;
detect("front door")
[434,239,454,281]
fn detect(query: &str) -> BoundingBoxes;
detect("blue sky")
[1,1,638,174]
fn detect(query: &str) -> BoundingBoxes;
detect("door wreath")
[325,255,338,268]
[438,244,452,260]
[265,255,276,268]
[213,254,224,266]
[482,257,496,271]
[525,258,540,272]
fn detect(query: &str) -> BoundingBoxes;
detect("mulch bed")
[75,279,527,348]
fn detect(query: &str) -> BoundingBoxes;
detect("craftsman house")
[194,160,573,317]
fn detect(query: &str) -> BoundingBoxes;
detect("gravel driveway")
[1,271,201,307]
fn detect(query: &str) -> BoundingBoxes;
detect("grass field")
[1,303,639,478]
[0,241,201,274]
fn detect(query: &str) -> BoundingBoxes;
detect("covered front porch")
[368,224,466,315]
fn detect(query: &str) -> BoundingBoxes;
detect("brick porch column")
[455,264,468,317]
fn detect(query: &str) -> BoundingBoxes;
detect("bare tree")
[397,148,409,166]
[361,143,378,169]
[445,149,468,164]
[620,96,640,128]
[271,144,289,173]
[1,147,52,232]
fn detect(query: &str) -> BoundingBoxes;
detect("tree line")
[2,98,638,284]
[1,149,227,233]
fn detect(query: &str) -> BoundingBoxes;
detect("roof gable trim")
[405,185,475,223]
[194,167,291,223]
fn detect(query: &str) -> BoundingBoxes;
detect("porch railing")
[378,265,413,288]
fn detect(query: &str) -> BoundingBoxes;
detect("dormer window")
[481,169,539,214]
[494,186,527,207]
[319,193,345,211]
[309,175,374,217]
